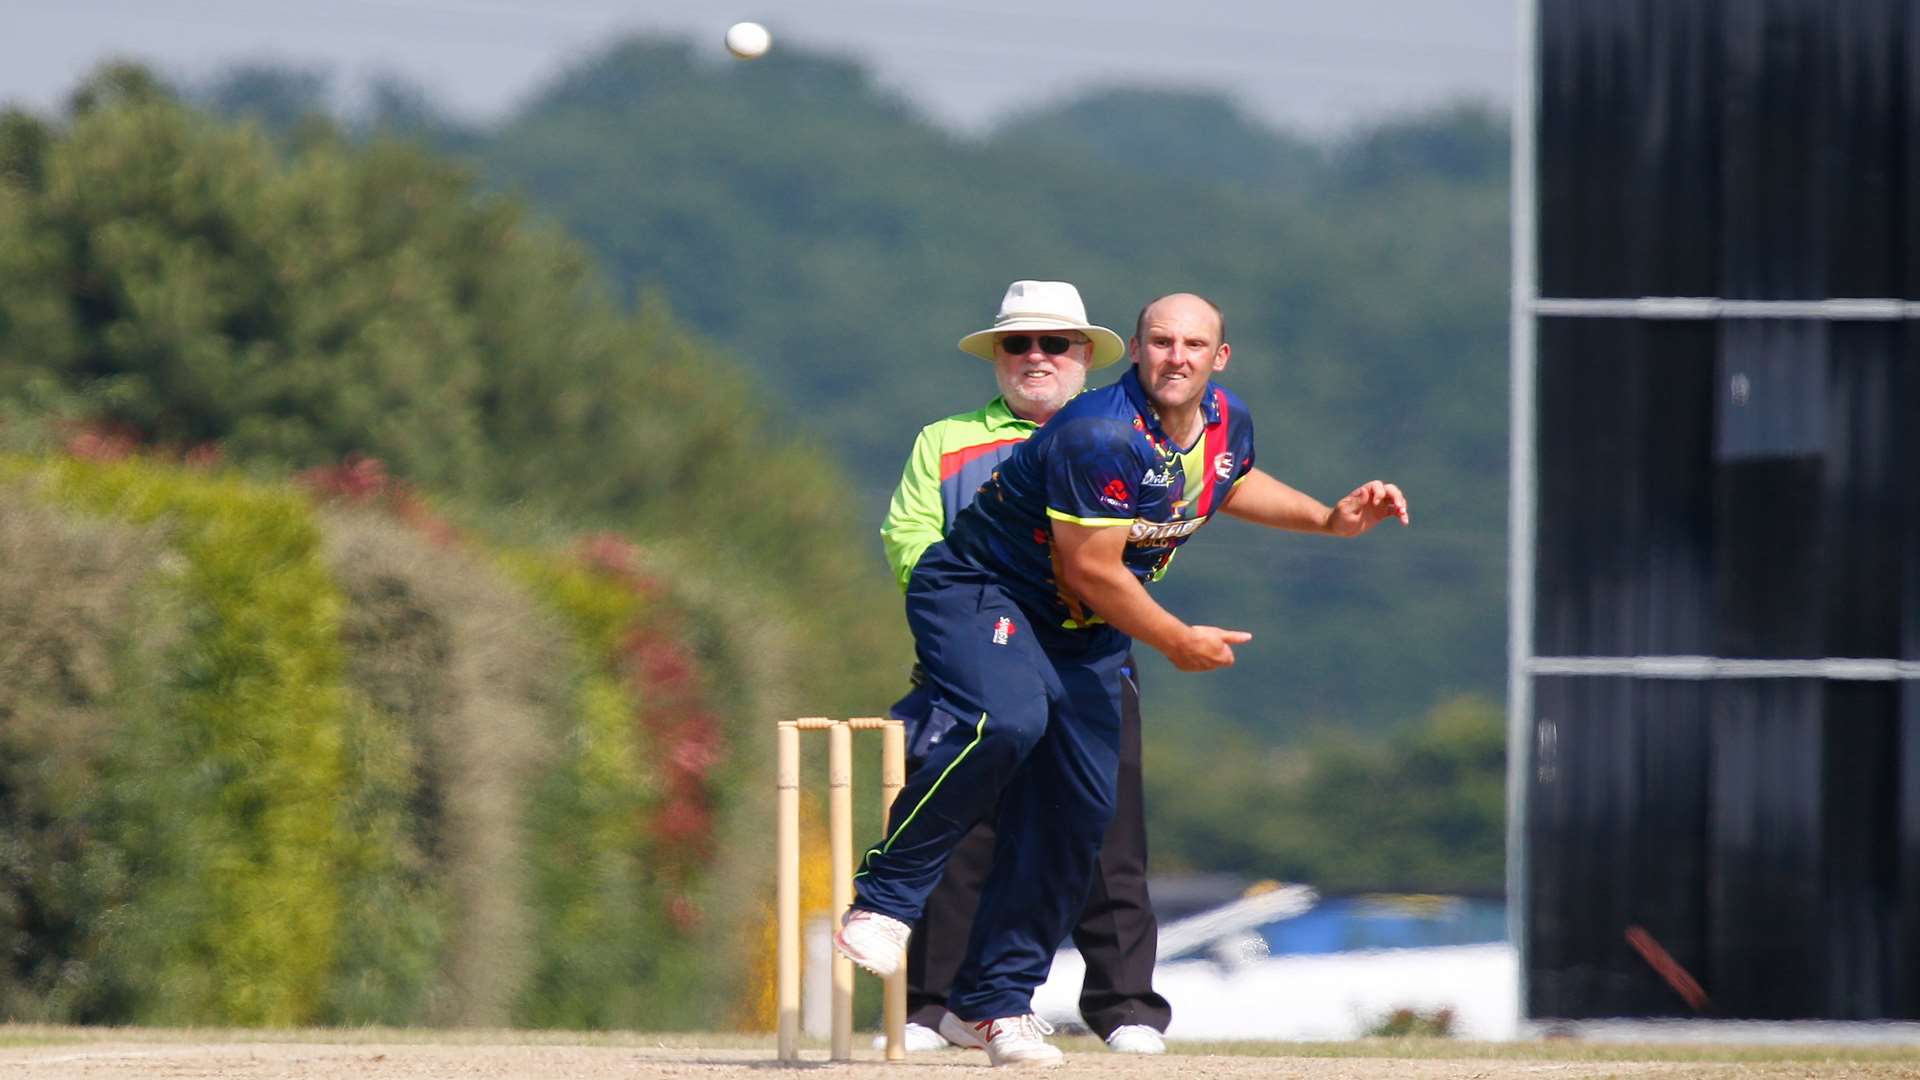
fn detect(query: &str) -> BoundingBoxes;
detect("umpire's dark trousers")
[892,658,1171,1038]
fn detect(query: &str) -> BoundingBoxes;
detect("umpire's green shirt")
[880,396,1034,591]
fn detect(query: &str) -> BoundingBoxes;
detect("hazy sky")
[3,0,1514,135]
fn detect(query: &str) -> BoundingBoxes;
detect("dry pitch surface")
[4,1028,1918,1079]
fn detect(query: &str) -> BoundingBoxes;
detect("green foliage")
[0,456,436,1025]
[0,495,170,1021]
[2,63,904,716]
[995,88,1327,194]
[2,446,800,1027]
[0,108,52,190]
[1145,694,1505,892]
[198,65,333,137]
[321,508,566,1026]
[323,692,444,1024]
[1330,102,1508,191]
[499,550,669,1029]
[494,533,812,1030]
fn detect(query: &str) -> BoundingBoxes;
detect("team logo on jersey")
[1140,466,1176,487]
[992,616,1017,645]
[1213,452,1235,481]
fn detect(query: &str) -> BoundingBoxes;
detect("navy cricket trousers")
[894,660,1172,1038]
[853,549,1127,1021]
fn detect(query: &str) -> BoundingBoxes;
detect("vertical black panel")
[1535,319,1715,657]
[1626,679,1714,1016]
[1898,685,1920,1015]
[1720,0,1832,300]
[1536,316,1920,663]
[1706,681,1824,1019]
[1528,677,1627,1016]
[1712,321,1825,658]
[1901,324,1920,665]
[1906,12,1920,299]
[1824,1,1908,296]
[1531,678,1913,1020]
[1823,324,1908,659]
[1710,454,1825,658]
[1537,0,1628,297]
[1540,0,1918,302]
[1821,683,1900,1019]
[1538,0,1725,297]
[1528,678,1712,1019]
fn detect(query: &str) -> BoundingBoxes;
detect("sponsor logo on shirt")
[1140,466,1176,487]
[992,616,1017,645]
[1099,477,1132,510]
[1214,452,1235,481]
[1128,516,1209,544]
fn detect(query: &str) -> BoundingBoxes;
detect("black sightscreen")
[1538,0,1920,300]
[1528,679,1920,1019]
[1530,0,1920,1021]
[1534,320,1919,662]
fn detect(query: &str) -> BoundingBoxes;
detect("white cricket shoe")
[832,908,910,978]
[872,1021,956,1053]
[1104,1024,1167,1054]
[939,1012,1064,1067]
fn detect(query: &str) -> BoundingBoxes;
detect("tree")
[2,60,904,717]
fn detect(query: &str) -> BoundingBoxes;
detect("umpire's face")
[1130,294,1229,416]
[993,330,1091,424]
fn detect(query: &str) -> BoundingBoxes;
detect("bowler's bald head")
[1133,293,1226,345]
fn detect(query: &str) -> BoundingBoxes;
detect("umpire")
[877,280,1170,1054]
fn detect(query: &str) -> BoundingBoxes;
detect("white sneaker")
[872,1021,954,1052]
[1104,1024,1166,1054]
[832,908,910,978]
[936,1011,987,1050]
[939,1012,1063,1067]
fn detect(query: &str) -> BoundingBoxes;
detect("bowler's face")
[1131,296,1228,415]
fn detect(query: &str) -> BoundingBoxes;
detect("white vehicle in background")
[1033,882,1519,1042]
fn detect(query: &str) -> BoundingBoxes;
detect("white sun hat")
[957,280,1127,369]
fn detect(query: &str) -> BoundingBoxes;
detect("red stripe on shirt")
[1193,388,1230,517]
[941,438,1027,482]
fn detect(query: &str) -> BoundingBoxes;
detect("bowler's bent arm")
[1051,521,1249,672]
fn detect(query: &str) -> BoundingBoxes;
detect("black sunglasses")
[999,334,1080,356]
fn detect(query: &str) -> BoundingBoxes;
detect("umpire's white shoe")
[832,908,911,978]
[1104,1024,1167,1054]
[939,1012,1065,1068]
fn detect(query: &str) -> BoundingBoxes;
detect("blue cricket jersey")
[942,365,1257,632]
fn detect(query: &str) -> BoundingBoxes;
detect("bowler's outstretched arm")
[1221,469,1409,535]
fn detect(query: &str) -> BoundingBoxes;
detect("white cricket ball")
[724,21,771,60]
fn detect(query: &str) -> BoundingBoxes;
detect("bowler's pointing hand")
[1325,480,1410,536]
[1169,625,1254,672]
